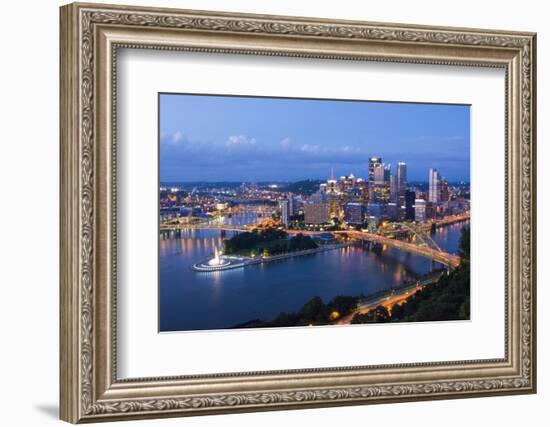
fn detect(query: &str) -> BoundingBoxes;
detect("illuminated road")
[336,284,424,325]
[335,272,444,325]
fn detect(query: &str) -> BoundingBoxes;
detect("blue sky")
[159,93,470,182]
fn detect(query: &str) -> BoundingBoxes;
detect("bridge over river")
[161,218,464,269]
[332,230,461,268]
[282,228,461,268]
[160,223,252,232]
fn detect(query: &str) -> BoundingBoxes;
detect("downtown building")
[366,202,385,221]
[405,190,416,221]
[279,199,290,227]
[428,167,450,205]
[370,162,391,204]
[304,201,330,224]
[324,169,343,220]
[344,202,363,225]
[428,167,441,203]
[368,157,382,182]
[390,175,398,202]
[338,173,356,194]
[385,202,399,221]
[439,178,450,203]
[415,198,438,222]
[396,161,407,206]
[414,199,427,222]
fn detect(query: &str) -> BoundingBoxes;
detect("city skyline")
[159,94,470,182]
[159,163,468,185]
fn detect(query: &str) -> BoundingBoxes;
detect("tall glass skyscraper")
[368,157,382,183]
[429,167,440,203]
[396,162,407,206]
[279,199,290,226]
[371,163,391,203]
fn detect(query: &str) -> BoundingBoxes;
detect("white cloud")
[279,137,291,149]
[171,130,184,143]
[226,134,257,146]
[299,144,320,153]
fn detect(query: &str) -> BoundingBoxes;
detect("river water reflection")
[159,215,468,332]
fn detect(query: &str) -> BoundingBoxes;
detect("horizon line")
[159,179,471,184]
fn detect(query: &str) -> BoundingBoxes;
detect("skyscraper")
[347,187,362,203]
[344,202,363,225]
[414,199,427,222]
[355,179,369,205]
[405,190,416,221]
[289,196,295,216]
[371,163,391,203]
[373,163,385,182]
[323,169,341,219]
[311,190,327,204]
[279,199,290,227]
[339,173,355,194]
[366,203,384,220]
[304,202,330,224]
[390,175,398,202]
[327,192,341,220]
[368,157,382,183]
[384,164,391,182]
[386,202,399,221]
[397,162,407,204]
[429,168,440,203]
[439,178,450,202]
[327,168,338,193]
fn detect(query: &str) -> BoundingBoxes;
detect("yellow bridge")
[161,215,467,269]
[333,230,461,268]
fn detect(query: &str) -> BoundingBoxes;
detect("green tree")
[351,306,390,324]
[299,296,328,325]
[288,234,318,251]
[459,226,470,260]
[389,226,471,323]
[328,296,359,317]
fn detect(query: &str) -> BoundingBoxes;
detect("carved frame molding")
[60,2,536,423]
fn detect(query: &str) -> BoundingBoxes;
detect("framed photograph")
[60,2,537,423]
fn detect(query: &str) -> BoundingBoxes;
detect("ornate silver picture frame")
[60,2,536,423]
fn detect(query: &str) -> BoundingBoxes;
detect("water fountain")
[192,244,248,272]
[207,246,230,267]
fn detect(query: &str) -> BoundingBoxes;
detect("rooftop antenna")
[330,167,334,180]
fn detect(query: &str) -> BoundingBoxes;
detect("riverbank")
[160,221,469,332]
[248,242,354,266]
[230,269,446,329]
[336,270,445,325]
[193,241,354,272]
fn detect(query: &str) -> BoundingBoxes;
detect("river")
[159,213,468,332]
